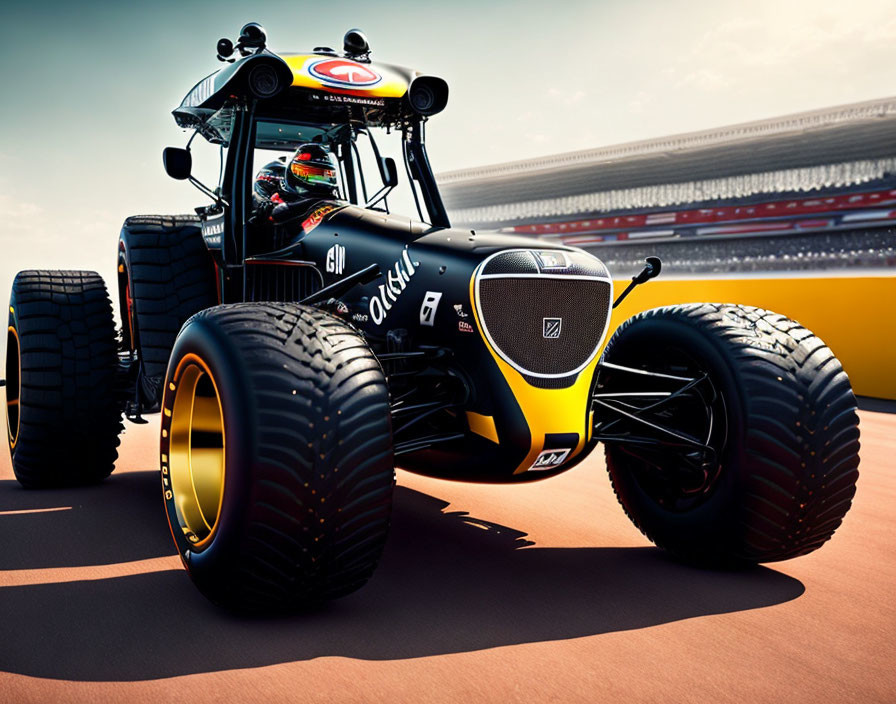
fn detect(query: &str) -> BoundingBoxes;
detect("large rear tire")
[160,303,394,611]
[6,270,123,488]
[118,215,217,408]
[597,303,860,564]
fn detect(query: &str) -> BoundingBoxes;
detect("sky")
[0,0,894,360]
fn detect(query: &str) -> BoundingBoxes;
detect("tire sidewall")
[603,310,749,558]
[161,314,256,604]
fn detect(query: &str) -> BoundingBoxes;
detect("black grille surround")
[245,261,323,302]
[474,249,613,380]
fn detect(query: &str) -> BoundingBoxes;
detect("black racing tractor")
[5,25,860,612]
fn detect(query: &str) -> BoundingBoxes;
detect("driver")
[253,143,339,225]
[251,157,286,210]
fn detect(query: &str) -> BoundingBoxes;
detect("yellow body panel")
[469,275,597,475]
[466,411,499,444]
[606,274,896,399]
[495,356,596,474]
[282,55,409,98]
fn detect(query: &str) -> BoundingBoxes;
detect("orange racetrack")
[0,393,893,703]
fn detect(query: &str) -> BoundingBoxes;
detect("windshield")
[252,118,424,221]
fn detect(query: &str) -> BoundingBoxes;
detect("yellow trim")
[469,276,597,474]
[282,55,409,99]
[167,353,226,549]
[466,411,499,444]
[607,274,896,400]
[6,326,20,450]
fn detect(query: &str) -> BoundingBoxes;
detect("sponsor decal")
[201,217,224,246]
[420,291,442,327]
[543,317,562,339]
[312,94,387,107]
[203,221,224,236]
[302,204,337,234]
[369,248,416,325]
[453,304,468,318]
[458,320,474,334]
[534,251,569,271]
[531,448,571,469]
[308,59,382,89]
[334,301,349,315]
[351,312,369,323]
[326,243,346,275]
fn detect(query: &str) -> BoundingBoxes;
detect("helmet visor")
[290,162,337,188]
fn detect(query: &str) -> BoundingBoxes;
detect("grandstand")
[574,228,895,278]
[438,97,896,276]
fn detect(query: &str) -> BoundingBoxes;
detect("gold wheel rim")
[168,354,226,549]
[6,326,20,449]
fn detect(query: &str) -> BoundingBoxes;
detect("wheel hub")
[168,356,226,548]
[6,326,20,448]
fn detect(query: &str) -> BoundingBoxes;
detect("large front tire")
[161,303,394,611]
[597,303,860,564]
[6,270,123,488]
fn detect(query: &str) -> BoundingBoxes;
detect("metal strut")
[591,361,719,461]
[394,432,465,456]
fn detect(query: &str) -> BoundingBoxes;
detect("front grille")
[246,264,322,302]
[481,250,539,275]
[476,253,612,378]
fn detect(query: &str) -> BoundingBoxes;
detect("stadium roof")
[439,96,896,225]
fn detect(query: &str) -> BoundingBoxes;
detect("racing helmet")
[252,158,286,206]
[283,143,338,197]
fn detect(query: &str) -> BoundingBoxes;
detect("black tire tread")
[174,303,394,610]
[8,270,122,488]
[120,214,217,382]
[604,302,860,563]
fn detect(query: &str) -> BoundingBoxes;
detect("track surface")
[0,396,893,703]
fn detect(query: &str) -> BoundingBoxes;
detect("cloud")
[654,2,896,100]
[0,195,44,234]
[547,88,587,107]
[676,68,729,91]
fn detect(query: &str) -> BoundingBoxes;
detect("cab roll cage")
[215,100,450,301]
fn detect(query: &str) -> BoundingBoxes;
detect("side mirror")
[380,157,398,188]
[163,147,192,180]
[365,157,399,210]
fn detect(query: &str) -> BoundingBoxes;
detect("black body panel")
[240,204,610,480]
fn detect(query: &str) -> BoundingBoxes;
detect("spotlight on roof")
[238,23,267,55]
[216,37,235,62]
[343,29,370,59]
[407,76,449,116]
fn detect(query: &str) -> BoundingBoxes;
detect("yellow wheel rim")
[168,354,226,548]
[6,326,20,449]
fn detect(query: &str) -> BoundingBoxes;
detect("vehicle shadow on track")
[0,470,805,681]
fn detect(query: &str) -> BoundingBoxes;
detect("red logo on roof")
[308,59,382,88]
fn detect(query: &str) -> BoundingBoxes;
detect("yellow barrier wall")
[606,275,896,400]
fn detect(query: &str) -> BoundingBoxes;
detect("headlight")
[407,76,449,116]
[248,63,282,98]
